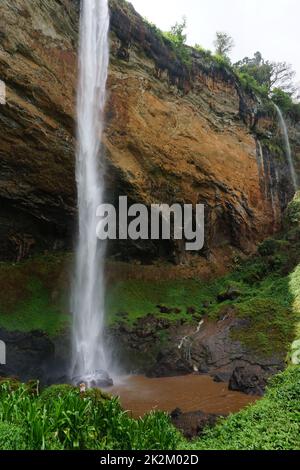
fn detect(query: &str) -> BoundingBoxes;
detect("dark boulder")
[229,365,271,396]
[0,328,55,383]
[147,348,193,378]
[171,408,223,439]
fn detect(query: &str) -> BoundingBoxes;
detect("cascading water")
[274,104,298,191]
[71,0,111,387]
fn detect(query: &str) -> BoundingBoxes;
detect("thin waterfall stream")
[71,0,111,387]
[274,104,298,191]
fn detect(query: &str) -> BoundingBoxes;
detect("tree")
[268,61,297,94]
[235,52,299,97]
[214,32,234,58]
[165,17,187,46]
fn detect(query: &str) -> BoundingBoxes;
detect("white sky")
[130,0,300,82]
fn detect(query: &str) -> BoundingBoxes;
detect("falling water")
[71,0,111,387]
[257,140,265,174]
[274,104,298,191]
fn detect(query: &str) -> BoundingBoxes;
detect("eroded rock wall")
[0,0,297,263]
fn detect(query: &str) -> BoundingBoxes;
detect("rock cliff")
[0,0,299,263]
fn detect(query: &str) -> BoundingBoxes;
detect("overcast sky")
[130,0,300,82]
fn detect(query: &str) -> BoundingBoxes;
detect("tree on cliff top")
[165,17,187,46]
[235,52,299,97]
[214,32,235,59]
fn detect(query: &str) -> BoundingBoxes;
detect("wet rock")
[213,373,228,383]
[171,408,224,439]
[0,328,55,383]
[147,348,193,378]
[146,312,285,382]
[0,0,293,266]
[73,370,113,389]
[229,365,272,396]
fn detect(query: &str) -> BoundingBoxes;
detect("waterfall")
[274,104,298,191]
[71,0,111,387]
[257,140,265,174]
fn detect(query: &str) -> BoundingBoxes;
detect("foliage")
[214,32,234,59]
[236,70,269,98]
[285,191,300,227]
[258,238,289,256]
[163,18,192,67]
[193,44,212,59]
[271,88,300,122]
[164,17,187,46]
[235,52,299,97]
[0,423,27,450]
[0,382,181,450]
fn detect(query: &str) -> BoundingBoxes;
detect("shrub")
[236,71,269,97]
[0,381,181,450]
[285,191,300,227]
[258,238,289,256]
[0,423,27,450]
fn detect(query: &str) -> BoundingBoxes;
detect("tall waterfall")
[71,0,111,387]
[274,104,298,191]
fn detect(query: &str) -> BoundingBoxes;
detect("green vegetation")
[214,32,235,59]
[236,70,269,98]
[0,423,27,450]
[0,381,180,450]
[272,88,300,122]
[0,254,70,336]
[108,225,300,358]
[0,367,300,450]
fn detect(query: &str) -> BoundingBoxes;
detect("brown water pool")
[108,374,258,418]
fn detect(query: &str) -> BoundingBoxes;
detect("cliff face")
[0,0,298,263]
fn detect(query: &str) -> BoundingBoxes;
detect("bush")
[272,88,300,123]
[0,381,181,450]
[0,423,27,450]
[236,71,269,97]
[285,191,300,227]
[258,238,289,256]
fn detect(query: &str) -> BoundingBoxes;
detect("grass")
[106,278,221,326]
[0,381,180,450]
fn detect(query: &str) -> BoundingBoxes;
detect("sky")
[130,0,300,82]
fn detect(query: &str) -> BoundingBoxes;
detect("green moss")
[106,279,222,326]
[0,254,71,336]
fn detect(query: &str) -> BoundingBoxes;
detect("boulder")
[229,365,270,396]
[170,408,223,439]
